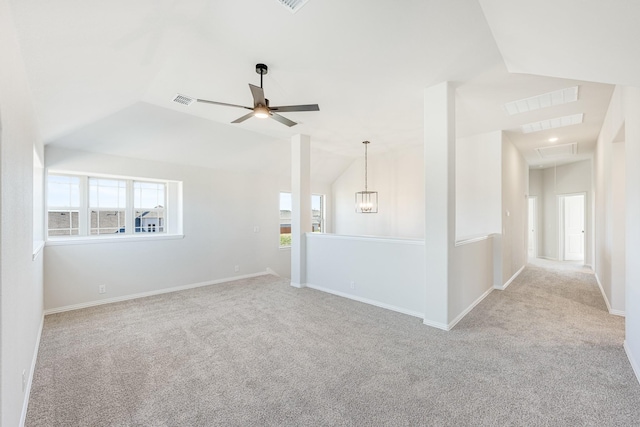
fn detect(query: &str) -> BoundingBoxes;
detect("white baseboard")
[422,318,450,331]
[20,314,44,427]
[44,271,271,315]
[495,265,525,291]
[594,273,625,317]
[290,281,306,288]
[624,341,640,386]
[266,267,279,277]
[447,286,494,330]
[305,283,423,319]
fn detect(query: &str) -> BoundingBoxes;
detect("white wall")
[306,234,425,317]
[621,86,640,384]
[594,85,640,384]
[44,146,301,310]
[0,1,45,425]
[536,160,592,265]
[528,168,544,256]
[450,238,495,325]
[501,134,528,284]
[332,145,424,239]
[456,131,502,239]
[594,105,626,314]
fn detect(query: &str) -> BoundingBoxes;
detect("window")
[280,192,292,247]
[134,181,165,233]
[279,192,325,247]
[47,175,80,236]
[89,178,126,235]
[47,173,178,239]
[312,194,325,233]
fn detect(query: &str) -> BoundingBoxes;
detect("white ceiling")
[8,0,638,178]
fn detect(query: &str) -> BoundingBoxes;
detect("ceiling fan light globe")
[254,106,269,119]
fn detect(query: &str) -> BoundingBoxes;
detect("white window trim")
[46,233,184,246]
[279,192,325,249]
[46,171,182,243]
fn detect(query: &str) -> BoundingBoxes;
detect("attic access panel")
[535,142,578,159]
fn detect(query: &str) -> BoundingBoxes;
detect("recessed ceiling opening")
[522,113,583,133]
[504,86,579,115]
[536,142,578,159]
[275,0,311,13]
[173,94,195,106]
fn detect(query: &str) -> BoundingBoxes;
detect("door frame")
[557,192,586,262]
[528,196,538,259]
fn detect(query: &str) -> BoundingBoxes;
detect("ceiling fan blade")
[231,112,255,124]
[270,113,297,127]
[197,99,252,110]
[269,104,320,112]
[249,84,267,107]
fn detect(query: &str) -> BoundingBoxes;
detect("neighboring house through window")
[47,173,178,239]
[279,192,325,247]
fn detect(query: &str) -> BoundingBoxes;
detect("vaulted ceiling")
[8,0,640,179]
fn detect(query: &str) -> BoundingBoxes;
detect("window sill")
[46,234,184,247]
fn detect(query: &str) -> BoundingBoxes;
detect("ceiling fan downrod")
[255,63,268,89]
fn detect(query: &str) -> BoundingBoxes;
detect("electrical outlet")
[234,265,239,272]
[22,369,26,393]
[350,281,355,290]
[99,285,106,294]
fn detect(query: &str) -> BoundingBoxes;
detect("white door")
[563,194,585,261]
[528,197,537,258]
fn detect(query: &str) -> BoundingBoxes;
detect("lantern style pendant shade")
[355,141,378,213]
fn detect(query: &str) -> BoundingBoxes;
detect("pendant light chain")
[364,141,368,192]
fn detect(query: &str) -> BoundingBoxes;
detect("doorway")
[528,196,537,259]
[559,193,585,262]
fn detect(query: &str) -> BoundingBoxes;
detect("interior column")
[291,134,311,288]
[423,81,456,329]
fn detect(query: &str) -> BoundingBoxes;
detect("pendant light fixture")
[355,140,378,213]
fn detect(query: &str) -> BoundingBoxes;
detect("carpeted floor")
[26,261,640,426]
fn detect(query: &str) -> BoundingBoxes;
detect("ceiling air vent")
[275,0,311,13]
[521,113,583,134]
[536,142,578,159]
[173,94,195,106]
[504,86,579,115]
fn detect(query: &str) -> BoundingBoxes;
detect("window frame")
[46,171,180,243]
[279,192,326,249]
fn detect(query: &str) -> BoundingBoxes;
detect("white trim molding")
[290,281,307,289]
[455,233,497,247]
[306,283,423,319]
[594,273,626,317]
[44,271,270,315]
[32,240,45,261]
[306,232,424,246]
[447,286,494,330]
[423,318,450,331]
[46,233,184,247]
[495,265,525,291]
[624,341,640,386]
[20,314,44,427]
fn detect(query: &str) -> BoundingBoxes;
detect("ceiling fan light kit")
[355,140,378,214]
[194,63,319,127]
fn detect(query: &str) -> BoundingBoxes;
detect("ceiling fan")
[196,63,319,127]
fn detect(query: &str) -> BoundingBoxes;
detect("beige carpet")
[26,262,640,426]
